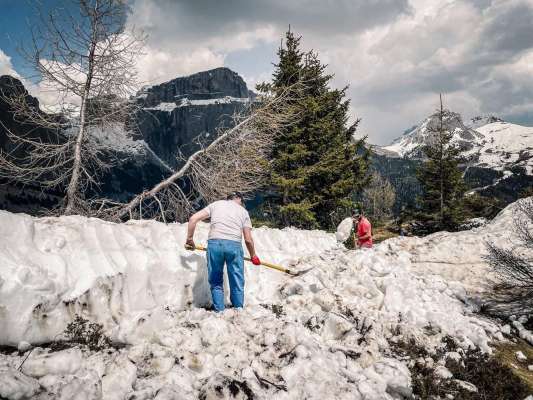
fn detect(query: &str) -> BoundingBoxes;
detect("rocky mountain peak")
[469,115,504,130]
[386,110,483,158]
[138,67,252,107]
[0,75,40,110]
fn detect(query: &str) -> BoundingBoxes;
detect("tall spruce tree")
[415,95,466,233]
[258,30,369,229]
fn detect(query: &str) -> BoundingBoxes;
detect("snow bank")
[383,199,522,294]
[0,210,336,345]
[0,201,520,399]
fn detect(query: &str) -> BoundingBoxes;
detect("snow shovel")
[189,244,308,276]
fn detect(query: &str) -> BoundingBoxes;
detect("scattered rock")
[516,351,527,362]
[434,365,453,379]
[453,379,478,393]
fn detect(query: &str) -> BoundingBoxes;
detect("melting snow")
[0,200,528,399]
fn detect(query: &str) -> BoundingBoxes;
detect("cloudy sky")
[1,0,533,144]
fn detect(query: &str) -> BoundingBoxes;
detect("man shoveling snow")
[186,192,261,311]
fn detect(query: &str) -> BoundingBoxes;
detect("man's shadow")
[178,252,211,309]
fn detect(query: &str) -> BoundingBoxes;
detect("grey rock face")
[0,68,254,214]
[133,67,253,168]
[135,102,244,169]
[140,67,252,106]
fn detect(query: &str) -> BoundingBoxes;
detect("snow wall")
[0,211,336,345]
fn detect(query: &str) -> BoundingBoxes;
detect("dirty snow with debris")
[0,200,529,399]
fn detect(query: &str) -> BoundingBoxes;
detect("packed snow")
[177,96,251,107]
[0,200,529,399]
[144,102,179,112]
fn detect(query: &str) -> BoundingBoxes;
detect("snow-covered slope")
[471,121,533,174]
[0,201,528,399]
[383,114,533,174]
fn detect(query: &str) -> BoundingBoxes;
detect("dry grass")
[372,225,399,244]
[495,339,533,391]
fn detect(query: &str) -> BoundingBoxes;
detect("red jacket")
[357,217,373,248]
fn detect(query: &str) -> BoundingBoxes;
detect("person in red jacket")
[353,208,373,248]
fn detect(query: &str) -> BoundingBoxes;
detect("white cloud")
[6,1,533,143]
[135,46,225,87]
[312,0,533,143]
[0,49,18,77]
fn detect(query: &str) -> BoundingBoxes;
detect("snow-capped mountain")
[383,113,533,174]
[385,111,484,159]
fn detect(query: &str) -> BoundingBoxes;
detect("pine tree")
[258,30,369,229]
[415,95,466,232]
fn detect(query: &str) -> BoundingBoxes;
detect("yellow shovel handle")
[189,244,293,275]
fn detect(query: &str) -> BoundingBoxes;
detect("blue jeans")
[206,239,245,312]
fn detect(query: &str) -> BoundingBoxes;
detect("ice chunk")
[335,217,353,242]
[435,365,453,379]
[0,368,40,400]
[454,379,478,393]
[102,355,137,399]
[22,348,82,378]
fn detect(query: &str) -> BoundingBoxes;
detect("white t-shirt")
[202,200,252,242]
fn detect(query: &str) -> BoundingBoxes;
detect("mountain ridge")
[382,112,533,174]
[0,67,254,213]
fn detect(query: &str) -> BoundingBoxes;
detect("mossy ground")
[494,338,533,391]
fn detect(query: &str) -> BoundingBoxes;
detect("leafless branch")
[0,0,146,215]
[98,83,305,222]
[484,197,533,316]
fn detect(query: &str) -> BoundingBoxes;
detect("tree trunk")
[64,98,88,214]
[64,4,98,215]
[439,93,444,224]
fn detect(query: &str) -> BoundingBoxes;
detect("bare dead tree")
[98,84,305,222]
[362,171,396,226]
[484,197,533,316]
[0,0,145,215]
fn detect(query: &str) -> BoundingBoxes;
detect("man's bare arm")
[186,209,209,248]
[243,227,256,258]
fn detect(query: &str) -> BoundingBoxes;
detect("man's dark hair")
[227,191,243,200]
